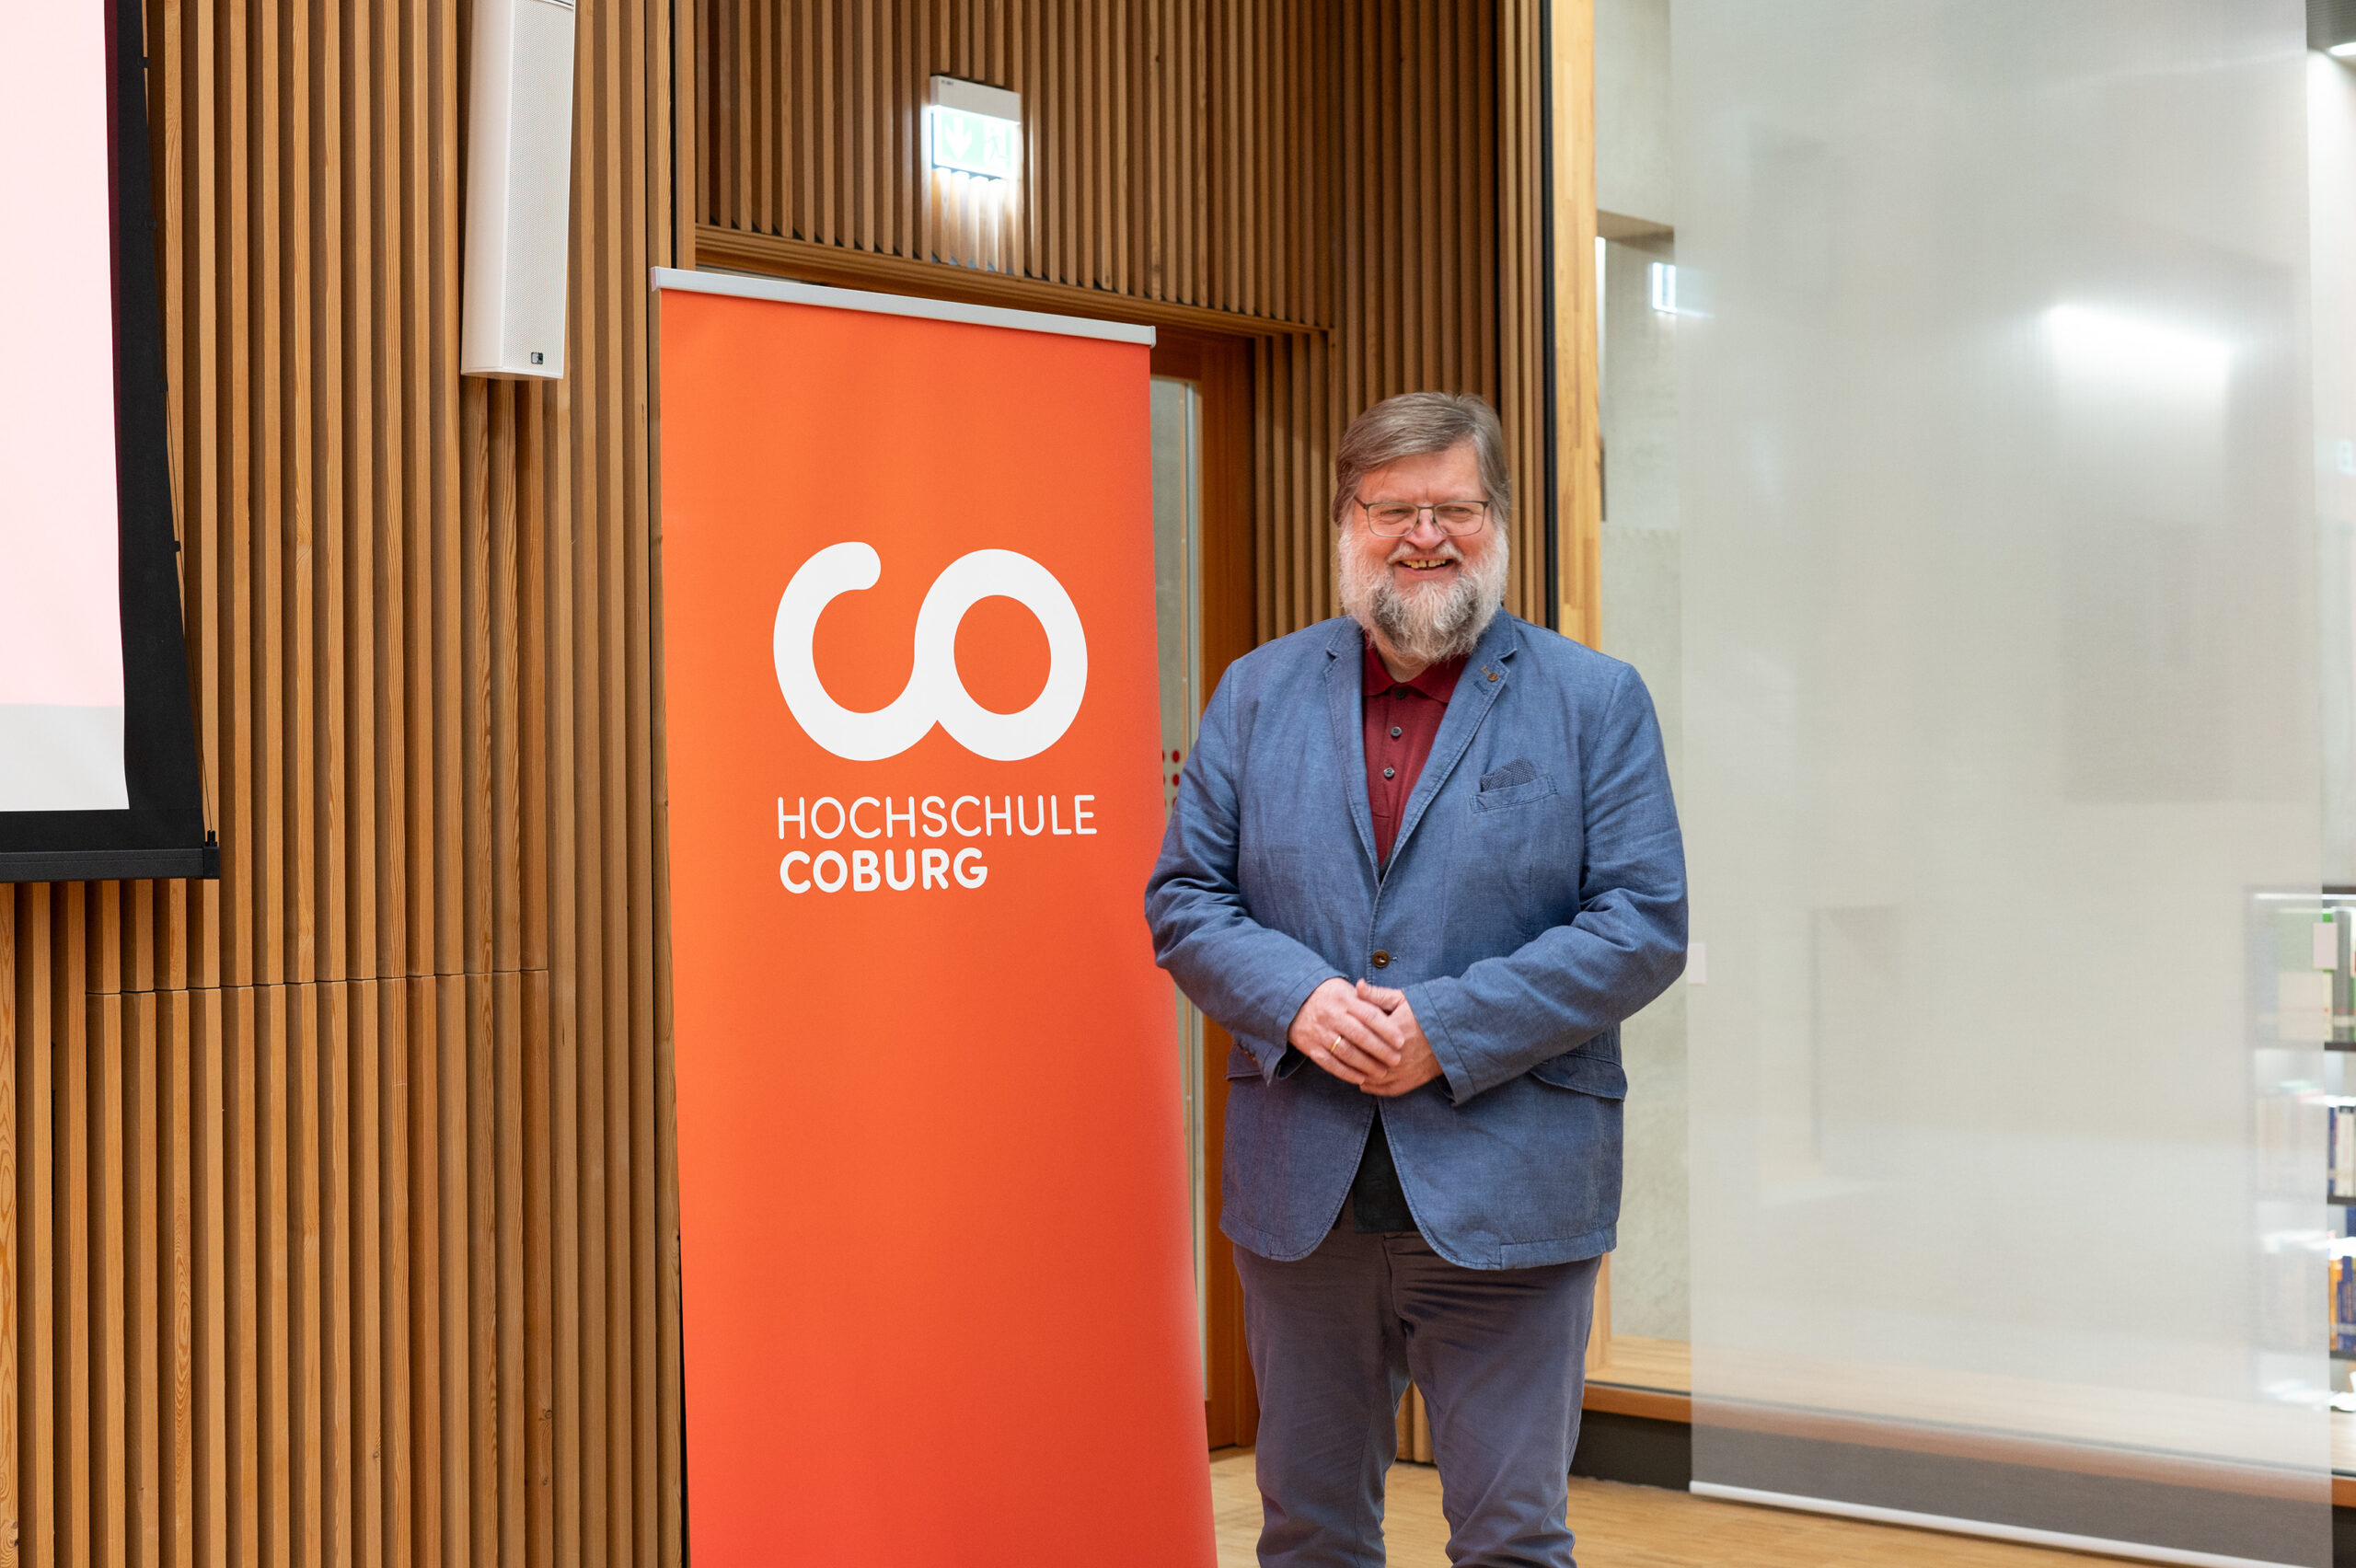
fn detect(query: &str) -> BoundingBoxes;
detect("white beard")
[1337,527,1508,667]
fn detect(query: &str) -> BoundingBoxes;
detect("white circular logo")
[771,542,1089,761]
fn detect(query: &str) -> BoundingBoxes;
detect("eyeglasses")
[1354,497,1492,537]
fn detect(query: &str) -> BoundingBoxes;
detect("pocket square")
[1479,758,1540,792]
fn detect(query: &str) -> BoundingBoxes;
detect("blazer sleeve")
[1143,670,1345,1079]
[1402,662,1689,1104]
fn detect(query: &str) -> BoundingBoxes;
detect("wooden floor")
[1207,1452,2109,1566]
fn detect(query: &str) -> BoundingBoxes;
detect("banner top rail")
[651,265,1157,347]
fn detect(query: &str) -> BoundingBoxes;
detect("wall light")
[2041,304,2232,396]
[928,76,1021,182]
[2315,0,2356,55]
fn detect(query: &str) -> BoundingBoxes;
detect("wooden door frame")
[1149,326,1261,1448]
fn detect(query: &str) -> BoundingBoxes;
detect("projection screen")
[0,0,211,882]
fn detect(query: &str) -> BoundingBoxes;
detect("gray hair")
[1330,392,1513,532]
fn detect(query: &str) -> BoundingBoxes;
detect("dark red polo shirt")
[1349,639,1466,1235]
[1363,642,1466,866]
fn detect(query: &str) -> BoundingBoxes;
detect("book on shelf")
[2333,1103,2356,1203]
[2338,1251,2356,1355]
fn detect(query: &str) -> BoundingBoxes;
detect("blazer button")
[1370,950,1392,968]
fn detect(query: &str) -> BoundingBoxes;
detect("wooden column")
[1553,0,1604,651]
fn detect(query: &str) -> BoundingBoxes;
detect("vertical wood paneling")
[692,1,1561,639]
[5,0,686,1560]
[1497,0,1551,626]
[18,970,678,1568]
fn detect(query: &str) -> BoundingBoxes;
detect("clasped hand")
[1286,976,1443,1097]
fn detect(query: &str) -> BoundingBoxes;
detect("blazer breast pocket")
[1469,759,1577,931]
[1473,758,1557,812]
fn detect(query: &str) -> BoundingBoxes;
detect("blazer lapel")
[1322,620,1380,873]
[1387,616,1522,869]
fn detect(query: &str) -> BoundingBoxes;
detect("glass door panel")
[1151,374,1207,1384]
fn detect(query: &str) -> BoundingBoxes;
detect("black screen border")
[0,0,214,884]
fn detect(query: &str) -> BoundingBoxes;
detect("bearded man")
[1145,392,1687,1567]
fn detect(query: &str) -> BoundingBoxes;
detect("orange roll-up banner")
[653,269,1214,1565]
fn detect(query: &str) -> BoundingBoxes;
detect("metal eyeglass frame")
[1353,496,1494,537]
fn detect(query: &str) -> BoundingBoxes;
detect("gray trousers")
[1233,1227,1600,1568]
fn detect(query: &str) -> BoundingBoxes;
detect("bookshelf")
[1562,897,2356,1494]
[2285,896,2356,1500]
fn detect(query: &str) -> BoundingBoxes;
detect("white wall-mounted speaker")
[462,0,577,379]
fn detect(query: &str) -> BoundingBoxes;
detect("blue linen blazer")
[1143,613,1687,1269]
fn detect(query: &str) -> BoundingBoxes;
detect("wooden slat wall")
[1267,0,1551,637]
[699,0,1315,318]
[692,0,1563,639]
[1,0,685,1562]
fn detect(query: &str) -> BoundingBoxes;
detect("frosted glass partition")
[1677,4,2327,1562]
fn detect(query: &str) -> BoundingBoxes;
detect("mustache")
[1385,541,1464,564]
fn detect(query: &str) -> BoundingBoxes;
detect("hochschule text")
[775,793,1099,893]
